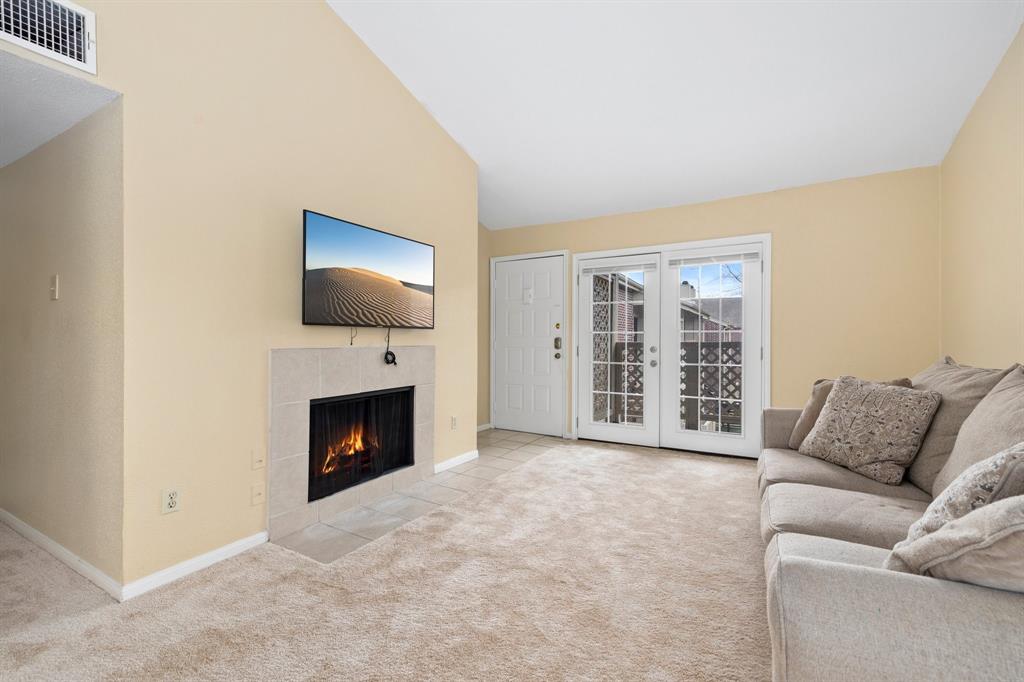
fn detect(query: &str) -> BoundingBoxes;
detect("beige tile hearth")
[400,480,466,505]
[324,507,408,540]
[436,472,489,492]
[457,464,506,481]
[366,493,440,521]
[271,431,560,563]
[475,455,521,470]
[275,523,369,563]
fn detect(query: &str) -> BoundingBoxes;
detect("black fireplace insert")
[308,386,414,502]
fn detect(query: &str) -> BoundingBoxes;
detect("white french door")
[575,238,767,458]
[658,247,763,457]
[577,255,661,447]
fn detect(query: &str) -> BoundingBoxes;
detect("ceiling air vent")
[1,0,95,74]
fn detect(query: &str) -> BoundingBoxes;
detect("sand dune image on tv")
[303,211,434,329]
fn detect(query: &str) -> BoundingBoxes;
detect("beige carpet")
[0,441,769,680]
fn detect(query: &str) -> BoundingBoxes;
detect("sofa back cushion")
[788,377,912,450]
[799,376,941,485]
[907,357,1015,493]
[932,367,1024,496]
[885,495,1024,592]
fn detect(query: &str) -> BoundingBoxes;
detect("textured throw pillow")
[907,357,1017,494]
[799,376,941,484]
[788,377,913,450]
[931,367,1024,496]
[886,442,1024,566]
[884,495,1024,592]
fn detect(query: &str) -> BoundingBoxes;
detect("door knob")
[554,352,562,359]
[650,359,658,367]
[554,336,562,350]
[650,345,658,353]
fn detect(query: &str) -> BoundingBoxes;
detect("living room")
[0,1,1021,679]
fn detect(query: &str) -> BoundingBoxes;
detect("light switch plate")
[251,483,265,506]
[251,448,265,470]
[49,274,59,301]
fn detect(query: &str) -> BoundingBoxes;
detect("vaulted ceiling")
[332,1,1023,229]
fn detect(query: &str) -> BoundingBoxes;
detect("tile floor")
[273,429,560,563]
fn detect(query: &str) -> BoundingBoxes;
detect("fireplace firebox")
[308,386,414,503]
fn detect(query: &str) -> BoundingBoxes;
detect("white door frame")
[572,233,772,448]
[490,250,571,438]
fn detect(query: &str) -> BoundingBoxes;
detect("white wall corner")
[0,508,122,601]
[433,449,478,473]
[120,532,268,601]
[0,508,269,603]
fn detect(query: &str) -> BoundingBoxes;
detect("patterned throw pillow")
[788,377,913,450]
[885,442,1024,571]
[883,496,1024,592]
[799,376,942,484]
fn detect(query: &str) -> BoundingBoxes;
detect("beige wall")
[485,168,943,416]
[941,26,1023,366]
[478,223,492,427]
[1,1,477,583]
[0,102,125,580]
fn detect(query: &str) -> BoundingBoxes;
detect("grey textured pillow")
[788,377,912,450]
[932,366,1024,496]
[908,357,1017,494]
[799,376,941,485]
[885,495,1024,592]
[886,442,1024,567]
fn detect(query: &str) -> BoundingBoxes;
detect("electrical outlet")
[450,416,457,431]
[251,483,265,506]
[161,488,180,514]
[251,448,265,470]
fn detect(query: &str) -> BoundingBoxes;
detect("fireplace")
[308,386,415,503]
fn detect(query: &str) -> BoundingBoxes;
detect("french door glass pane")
[678,261,744,434]
[591,270,646,426]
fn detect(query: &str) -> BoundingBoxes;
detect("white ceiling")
[329,1,1024,229]
[0,50,119,169]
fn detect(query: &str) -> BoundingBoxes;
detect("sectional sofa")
[757,361,1024,681]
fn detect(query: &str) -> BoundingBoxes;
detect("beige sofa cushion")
[908,357,1016,493]
[760,483,928,548]
[799,376,941,484]
[757,448,931,501]
[788,377,912,450]
[886,496,1024,592]
[933,367,1024,496]
[765,532,1024,682]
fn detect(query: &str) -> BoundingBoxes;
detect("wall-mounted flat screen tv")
[303,210,434,329]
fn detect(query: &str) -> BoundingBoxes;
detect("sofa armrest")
[762,408,802,450]
[767,551,1024,681]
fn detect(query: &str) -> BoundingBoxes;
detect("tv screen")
[303,210,434,329]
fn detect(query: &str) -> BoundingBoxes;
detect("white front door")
[577,255,661,447]
[658,246,764,457]
[492,255,566,436]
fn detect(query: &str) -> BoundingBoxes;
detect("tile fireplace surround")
[268,346,435,540]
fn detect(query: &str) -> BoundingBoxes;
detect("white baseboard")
[120,531,267,601]
[476,423,493,432]
[0,508,122,601]
[434,449,478,473]
[0,508,267,602]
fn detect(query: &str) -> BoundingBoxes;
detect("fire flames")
[320,424,375,475]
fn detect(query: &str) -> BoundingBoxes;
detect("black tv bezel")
[302,209,436,330]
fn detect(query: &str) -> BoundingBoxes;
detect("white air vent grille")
[1,0,95,74]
